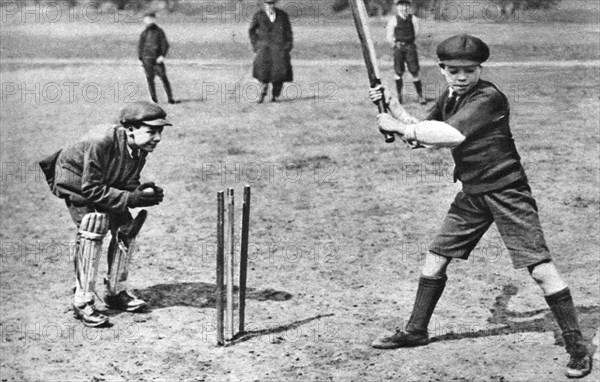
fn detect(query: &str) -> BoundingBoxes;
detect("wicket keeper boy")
[386,0,426,104]
[369,34,592,378]
[39,101,170,327]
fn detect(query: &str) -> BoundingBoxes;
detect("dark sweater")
[138,23,169,61]
[394,15,415,43]
[427,80,527,194]
[40,126,145,213]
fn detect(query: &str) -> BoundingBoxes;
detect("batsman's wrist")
[401,124,417,141]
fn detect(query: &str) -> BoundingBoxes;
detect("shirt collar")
[126,141,140,159]
[126,143,134,158]
[265,8,276,20]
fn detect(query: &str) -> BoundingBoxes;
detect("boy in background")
[386,0,426,104]
[139,12,179,104]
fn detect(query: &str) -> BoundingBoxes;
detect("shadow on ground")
[133,282,333,345]
[135,282,292,309]
[430,284,599,354]
[230,313,335,345]
[176,98,204,104]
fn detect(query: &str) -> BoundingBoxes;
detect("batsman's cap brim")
[439,59,483,67]
[142,118,172,127]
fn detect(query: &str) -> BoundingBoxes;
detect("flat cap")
[143,11,156,18]
[263,0,276,3]
[395,0,412,5]
[437,34,490,66]
[119,101,172,127]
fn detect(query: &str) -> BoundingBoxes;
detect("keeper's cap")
[436,34,490,67]
[395,0,412,5]
[119,101,172,127]
[143,11,156,18]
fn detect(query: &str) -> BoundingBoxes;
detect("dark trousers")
[260,82,284,98]
[142,60,174,102]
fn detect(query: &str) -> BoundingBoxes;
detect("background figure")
[138,12,178,104]
[249,0,293,103]
[386,0,426,104]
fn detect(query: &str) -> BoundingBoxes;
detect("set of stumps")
[215,185,251,346]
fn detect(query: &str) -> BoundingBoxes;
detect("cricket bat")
[349,0,395,143]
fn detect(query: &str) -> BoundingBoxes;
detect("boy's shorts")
[429,182,551,269]
[393,42,420,77]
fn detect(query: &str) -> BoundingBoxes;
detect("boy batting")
[39,101,170,327]
[369,34,592,379]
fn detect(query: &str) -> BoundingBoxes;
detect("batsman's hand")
[369,85,386,104]
[156,56,164,64]
[369,86,417,123]
[377,113,403,136]
[378,113,418,143]
[128,182,164,208]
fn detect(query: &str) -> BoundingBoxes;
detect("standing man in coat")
[249,0,293,103]
[138,12,178,104]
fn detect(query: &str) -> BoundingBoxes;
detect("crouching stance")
[369,34,592,379]
[39,101,171,327]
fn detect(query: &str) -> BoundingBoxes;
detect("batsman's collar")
[119,101,172,127]
[437,34,490,66]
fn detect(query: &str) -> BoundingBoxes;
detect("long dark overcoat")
[249,8,293,83]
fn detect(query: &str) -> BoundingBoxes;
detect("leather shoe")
[371,329,429,349]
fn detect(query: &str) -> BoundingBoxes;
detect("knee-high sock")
[395,79,403,104]
[545,288,587,355]
[414,80,423,98]
[405,275,447,334]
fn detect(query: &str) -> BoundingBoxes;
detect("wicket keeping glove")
[127,182,164,208]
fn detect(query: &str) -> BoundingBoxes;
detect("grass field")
[1,2,599,381]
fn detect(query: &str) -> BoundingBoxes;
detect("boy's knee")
[527,259,552,280]
[527,260,568,295]
[422,252,451,277]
